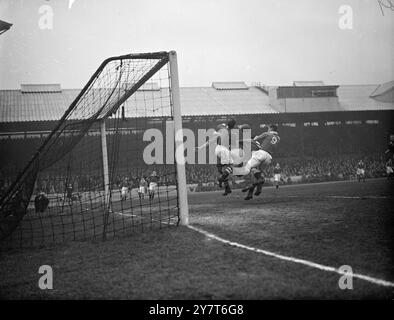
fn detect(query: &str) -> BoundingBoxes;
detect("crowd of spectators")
[184,154,388,187]
[262,155,387,182]
[0,154,389,197]
[0,165,178,198]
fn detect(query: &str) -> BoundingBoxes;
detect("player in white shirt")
[273,163,282,190]
[138,176,148,200]
[356,160,366,182]
[120,178,130,201]
[148,171,158,200]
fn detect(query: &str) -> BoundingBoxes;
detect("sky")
[0,0,393,89]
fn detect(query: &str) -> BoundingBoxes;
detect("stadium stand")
[0,81,393,194]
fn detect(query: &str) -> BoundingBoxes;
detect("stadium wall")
[1,110,393,173]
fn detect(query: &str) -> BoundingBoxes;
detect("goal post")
[169,51,189,226]
[100,119,111,240]
[0,51,189,248]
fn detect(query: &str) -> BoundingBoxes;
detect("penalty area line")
[111,210,138,217]
[282,195,389,200]
[325,195,388,199]
[187,225,394,288]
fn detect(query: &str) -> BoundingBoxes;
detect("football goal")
[0,51,188,248]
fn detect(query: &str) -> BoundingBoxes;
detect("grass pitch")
[0,179,393,299]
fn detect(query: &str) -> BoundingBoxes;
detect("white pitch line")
[283,195,389,200]
[325,196,388,199]
[111,211,138,217]
[188,225,394,288]
[111,210,177,225]
[152,217,178,225]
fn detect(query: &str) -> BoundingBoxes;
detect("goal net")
[0,51,188,248]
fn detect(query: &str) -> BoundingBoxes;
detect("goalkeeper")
[196,118,250,196]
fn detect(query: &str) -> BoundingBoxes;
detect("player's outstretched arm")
[195,140,210,150]
[253,132,269,141]
[195,131,220,150]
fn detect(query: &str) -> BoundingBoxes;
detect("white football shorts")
[215,145,232,165]
[121,186,128,196]
[149,182,157,192]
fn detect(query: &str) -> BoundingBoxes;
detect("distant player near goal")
[120,177,130,201]
[386,159,394,180]
[65,183,74,205]
[148,171,158,200]
[64,183,81,206]
[384,134,394,180]
[273,163,282,189]
[34,191,49,213]
[138,176,148,200]
[356,160,366,182]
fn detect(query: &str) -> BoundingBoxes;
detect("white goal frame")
[99,51,189,228]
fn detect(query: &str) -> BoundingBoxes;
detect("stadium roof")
[293,81,325,86]
[1,83,393,123]
[0,85,275,123]
[268,83,394,112]
[337,85,394,111]
[137,82,161,91]
[20,84,62,93]
[370,80,394,97]
[212,82,249,90]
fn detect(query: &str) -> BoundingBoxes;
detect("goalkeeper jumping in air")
[196,118,249,196]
